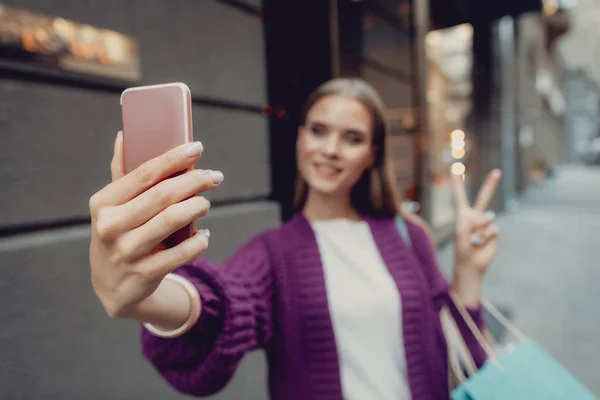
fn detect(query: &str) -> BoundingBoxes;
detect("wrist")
[453,264,484,281]
[128,289,161,321]
[142,274,201,338]
[129,275,198,330]
[452,268,484,309]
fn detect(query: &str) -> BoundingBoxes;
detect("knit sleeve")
[405,220,488,368]
[140,233,274,396]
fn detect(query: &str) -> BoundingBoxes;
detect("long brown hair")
[293,78,402,218]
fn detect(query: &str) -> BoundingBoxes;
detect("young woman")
[89,78,501,400]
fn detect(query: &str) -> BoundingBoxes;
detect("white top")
[311,219,411,400]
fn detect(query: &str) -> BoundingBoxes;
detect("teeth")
[317,164,340,173]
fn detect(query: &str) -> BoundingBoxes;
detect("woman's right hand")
[89,132,224,319]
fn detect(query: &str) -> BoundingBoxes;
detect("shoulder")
[400,213,450,296]
[402,212,437,250]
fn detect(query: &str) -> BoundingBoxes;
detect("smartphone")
[120,82,196,248]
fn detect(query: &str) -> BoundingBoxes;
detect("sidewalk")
[436,165,600,395]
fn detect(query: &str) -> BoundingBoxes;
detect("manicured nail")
[184,141,204,157]
[484,211,496,221]
[201,229,211,239]
[471,233,483,245]
[208,170,224,184]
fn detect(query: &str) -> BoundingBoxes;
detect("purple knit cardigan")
[141,213,487,400]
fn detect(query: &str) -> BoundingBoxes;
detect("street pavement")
[436,165,600,395]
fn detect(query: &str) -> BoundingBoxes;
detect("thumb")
[110,131,125,181]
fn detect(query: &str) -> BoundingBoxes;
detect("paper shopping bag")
[442,293,598,400]
[451,338,598,400]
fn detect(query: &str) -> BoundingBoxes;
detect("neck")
[302,190,361,221]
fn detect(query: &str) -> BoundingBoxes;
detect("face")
[297,94,376,199]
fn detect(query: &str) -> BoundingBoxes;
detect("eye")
[344,130,365,144]
[309,123,327,136]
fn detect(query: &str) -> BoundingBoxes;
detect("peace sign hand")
[451,169,502,276]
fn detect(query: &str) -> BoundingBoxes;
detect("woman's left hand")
[450,169,502,305]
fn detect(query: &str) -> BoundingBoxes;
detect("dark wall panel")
[362,65,413,108]
[362,10,412,77]
[0,81,270,230]
[0,201,279,400]
[1,0,266,105]
[226,0,262,9]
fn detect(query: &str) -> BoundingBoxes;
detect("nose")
[323,133,341,157]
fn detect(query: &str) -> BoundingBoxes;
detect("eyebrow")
[308,120,366,134]
[344,129,366,137]
[307,120,328,128]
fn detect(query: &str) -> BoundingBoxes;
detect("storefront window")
[425,24,474,230]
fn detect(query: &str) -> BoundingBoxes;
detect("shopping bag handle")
[440,305,478,381]
[480,296,527,342]
[448,290,527,368]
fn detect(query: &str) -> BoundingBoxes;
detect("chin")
[306,177,349,198]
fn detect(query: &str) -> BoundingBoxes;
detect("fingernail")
[484,211,496,220]
[201,229,211,239]
[208,170,224,184]
[117,130,123,138]
[205,199,211,209]
[471,233,483,245]
[184,141,204,157]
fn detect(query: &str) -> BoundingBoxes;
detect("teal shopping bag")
[451,338,598,400]
[443,294,598,400]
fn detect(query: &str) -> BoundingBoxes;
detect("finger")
[468,210,495,245]
[450,173,470,211]
[119,196,211,258]
[471,233,484,246]
[472,210,495,231]
[110,169,223,235]
[97,141,204,206]
[474,169,502,212]
[144,229,211,277]
[472,224,499,247]
[111,131,126,182]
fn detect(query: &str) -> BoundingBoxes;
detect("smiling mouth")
[313,162,343,179]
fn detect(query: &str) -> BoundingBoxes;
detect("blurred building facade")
[0,1,277,399]
[0,0,583,399]
[421,1,574,242]
[558,0,600,163]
